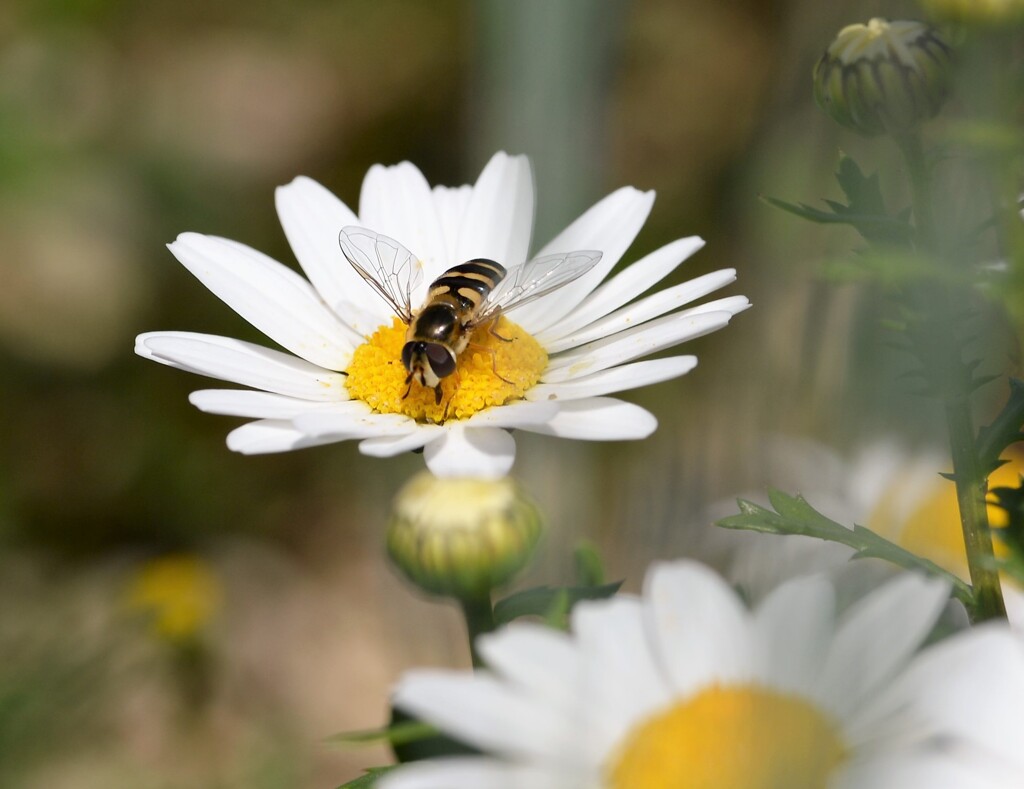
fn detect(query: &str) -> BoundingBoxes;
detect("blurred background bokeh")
[2,0,1016,786]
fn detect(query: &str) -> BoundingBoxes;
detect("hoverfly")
[339,226,602,406]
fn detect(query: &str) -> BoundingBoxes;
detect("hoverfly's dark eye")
[400,343,417,372]
[425,343,456,378]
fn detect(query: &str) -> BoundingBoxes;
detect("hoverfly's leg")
[434,384,443,405]
[468,341,513,385]
[403,371,414,399]
[486,312,513,343]
[441,369,462,421]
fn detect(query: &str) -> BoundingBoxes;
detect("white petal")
[137,331,346,400]
[544,276,745,354]
[570,597,672,755]
[835,753,1016,789]
[392,672,567,761]
[291,404,416,438]
[455,152,534,267]
[537,237,708,343]
[274,176,391,331]
[476,625,579,708]
[189,389,348,419]
[380,758,570,789]
[359,161,448,288]
[644,560,753,697]
[358,426,444,457]
[464,400,559,429]
[433,184,473,264]
[423,425,515,479]
[814,573,949,720]
[519,398,656,441]
[168,233,357,369]
[513,187,655,334]
[527,357,697,402]
[751,575,836,696]
[850,627,1024,767]
[542,310,733,383]
[225,419,345,454]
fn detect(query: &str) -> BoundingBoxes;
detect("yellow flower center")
[868,452,1023,580]
[607,685,847,789]
[345,316,547,423]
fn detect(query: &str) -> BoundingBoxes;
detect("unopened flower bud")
[387,473,542,600]
[813,18,953,137]
[920,0,1024,26]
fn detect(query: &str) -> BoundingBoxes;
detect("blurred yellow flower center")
[868,453,1022,580]
[346,316,546,423]
[126,555,222,643]
[607,686,846,789]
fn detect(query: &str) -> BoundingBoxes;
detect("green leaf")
[761,153,913,246]
[336,766,399,789]
[542,588,572,628]
[388,707,478,763]
[493,581,622,625]
[574,541,606,586]
[327,720,439,748]
[717,490,973,605]
[760,195,909,233]
[835,154,886,215]
[976,378,1024,475]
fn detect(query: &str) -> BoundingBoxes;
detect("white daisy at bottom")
[382,560,1024,789]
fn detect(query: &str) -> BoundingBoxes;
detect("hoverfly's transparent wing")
[338,226,423,324]
[473,250,603,325]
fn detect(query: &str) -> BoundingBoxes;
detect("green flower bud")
[813,18,953,137]
[387,472,542,600]
[920,0,1024,26]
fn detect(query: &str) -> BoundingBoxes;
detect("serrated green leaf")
[717,489,973,605]
[763,153,913,247]
[976,378,1024,474]
[336,766,399,789]
[835,154,886,216]
[493,581,622,625]
[760,195,909,234]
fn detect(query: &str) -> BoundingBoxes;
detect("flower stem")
[459,596,495,669]
[945,399,1006,620]
[896,131,1006,621]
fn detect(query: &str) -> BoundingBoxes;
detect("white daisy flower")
[382,560,1024,789]
[135,152,747,478]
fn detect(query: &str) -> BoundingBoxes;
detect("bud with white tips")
[814,18,953,137]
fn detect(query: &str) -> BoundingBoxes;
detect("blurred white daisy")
[135,152,747,478]
[383,560,1024,789]
[724,440,1024,623]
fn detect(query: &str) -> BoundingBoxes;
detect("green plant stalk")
[459,596,495,669]
[896,132,1006,621]
[946,400,1006,620]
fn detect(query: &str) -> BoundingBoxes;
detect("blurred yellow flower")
[868,450,1022,583]
[126,554,222,643]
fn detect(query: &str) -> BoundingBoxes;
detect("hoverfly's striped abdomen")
[428,259,507,312]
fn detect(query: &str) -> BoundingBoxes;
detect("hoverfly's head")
[402,340,457,389]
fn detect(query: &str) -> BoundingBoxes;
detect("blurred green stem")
[897,132,1006,622]
[459,597,495,669]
